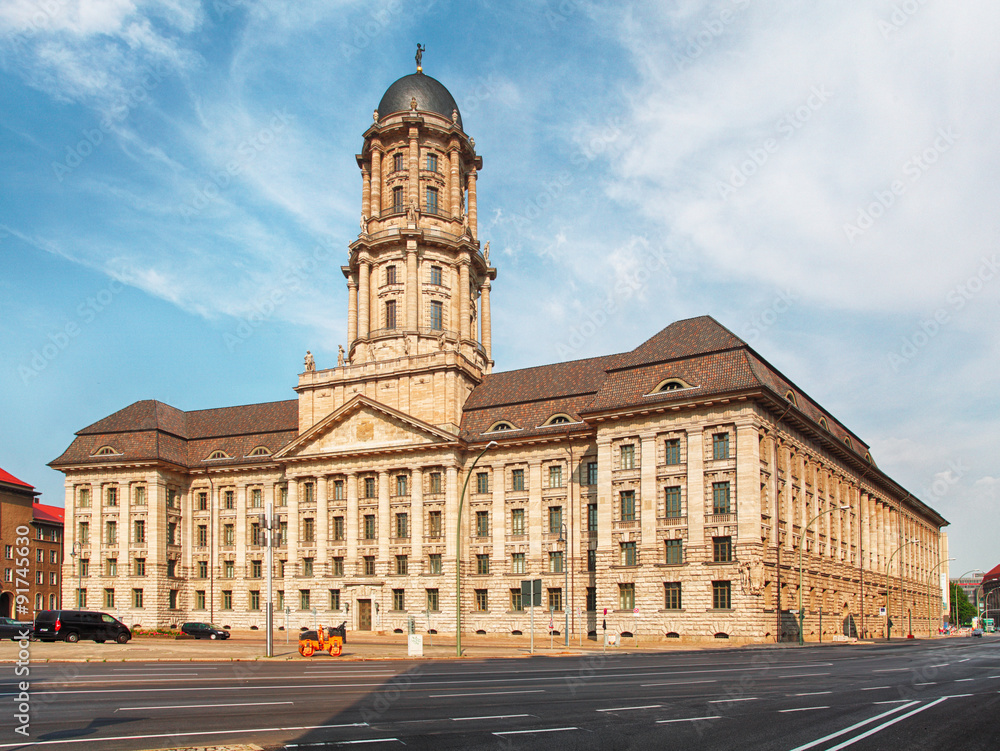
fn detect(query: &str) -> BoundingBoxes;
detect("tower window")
[393,152,404,172]
[426,187,439,215]
[386,265,397,285]
[426,153,438,172]
[430,300,443,330]
[430,265,442,285]
[393,186,404,212]
[386,300,397,329]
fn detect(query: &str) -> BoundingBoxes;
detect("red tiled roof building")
[51,70,949,642]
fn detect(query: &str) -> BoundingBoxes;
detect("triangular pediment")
[275,395,459,459]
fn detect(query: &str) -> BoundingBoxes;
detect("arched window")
[207,450,230,460]
[818,417,829,430]
[94,446,118,456]
[487,421,515,432]
[784,390,798,407]
[542,414,573,426]
[651,377,693,393]
[248,447,271,457]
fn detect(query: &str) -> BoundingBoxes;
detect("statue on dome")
[415,43,425,73]
[373,109,379,123]
[407,199,418,224]
[337,345,345,367]
[484,241,490,263]
[304,350,315,372]
[410,96,418,111]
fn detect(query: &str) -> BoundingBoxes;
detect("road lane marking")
[451,714,530,721]
[915,682,937,686]
[790,692,831,696]
[928,664,950,668]
[596,705,661,712]
[938,694,972,698]
[821,698,949,751]
[492,727,579,736]
[785,702,919,751]
[774,673,830,679]
[118,701,293,711]
[873,668,909,673]
[873,700,911,704]
[334,740,400,746]
[780,706,829,713]
[656,716,722,724]
[0,722,368,748]
[860,686,889,691]
[430,689,545,698]
[642,679,716,687]
[955,678,975,682]
[707,697,757,703]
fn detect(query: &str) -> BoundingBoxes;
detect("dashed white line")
[860,686,889,691]
[596,705,661,712]
[873,668,909,673]
[119,701,292,711]
[873,700,911,705]
[790,691,832,697]
[657,716,723,724]
[928,663,950,668]
[492,727,579,737]
[708,697,757,703]
[430,689,545,698]
[335,740,400,746]
[955,678,975,682]
[775,673,830,679]
[451,714,530,722]
[915,682,937,686]
[642,679,716,687]
[780,706,829,713]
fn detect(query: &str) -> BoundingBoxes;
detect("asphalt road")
[3,638,998,750]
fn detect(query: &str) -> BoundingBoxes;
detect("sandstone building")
[51,68,948,643]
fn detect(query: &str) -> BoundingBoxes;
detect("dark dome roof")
[377,73,462,129]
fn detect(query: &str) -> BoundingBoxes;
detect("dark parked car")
[0,617,33,641]
[181,622,230,640]
[33,610,131,643]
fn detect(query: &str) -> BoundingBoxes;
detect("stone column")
[362,164,371,221]
[410,468,423,564]
[735,422,760,544]
[317,475,328,576]
[378,470,390,576]
[528,460,544,567]
[686,427,706,563]
[286,479,299,579]
[445,465,459,562]
[481,279,492,359]
[235,482,247,603]
[347,277,358,345]
[370,142,382,217]
[491,462,504,576]
[459,260,470,341]
[346,473,358,570]
[449,142,460,219]
[408,127,420,209]
[406,242,418,331]
[358,257,370,340]
[467,168,478,239]
[640,434,657,571]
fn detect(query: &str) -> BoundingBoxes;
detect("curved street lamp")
[886,538,919,641]
[926,557,954,637]
[798,505,850,645]
[455,440,498,657]
[556,522,569,646]
[69,540,84,608]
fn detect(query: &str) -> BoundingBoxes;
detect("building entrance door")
[358,599,372,631]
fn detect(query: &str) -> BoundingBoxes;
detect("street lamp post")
[69,540,83,608]
[950,569,984,629]
[885,539,919,640]
[557,523,568,646]
[926,557,955,637]
[798,505,849,645]
[455,441,498,658]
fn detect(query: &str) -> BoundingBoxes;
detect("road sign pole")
[530,604,534,654]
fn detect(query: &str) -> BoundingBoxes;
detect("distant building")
[51,67,949,643]
[0,467,64,617]
[977,566,1000,625]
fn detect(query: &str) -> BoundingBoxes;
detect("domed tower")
[297,64,496,435]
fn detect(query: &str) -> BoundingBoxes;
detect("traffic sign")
[520,579,542,607]
[633,607,639,614]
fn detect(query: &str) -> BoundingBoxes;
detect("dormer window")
[248,447,271,457]
[94,446,119,456]
[818,417,830,430]
[784,390,798,407]
[487,421,515,432]
[542,414,573,426]
[650,377,694,394]
[207,450,230,461]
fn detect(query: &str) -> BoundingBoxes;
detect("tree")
[950,584,977,626]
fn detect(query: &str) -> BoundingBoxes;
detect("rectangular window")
[475,510,489,537]
[168,589,177,609]
[475,588,488,612]
[134,557,145,576]
[105,521,117,545]
[393,588,405,611]
[586,461,598,485]
[251,559,262,578]
[386,264,397,285]
[396,474,408,496]
[393,152,404,172]
[511,508,525,535]
[549,550,564,573]
[548,588,563,613]
[548,506,563,534]
[3,568,11,581]
[620,490,636,521]
[133,486,146,506]
[428,510,442,537]
[167,559,177,578]
[106,486,118,506]
[621,541,637,567]
[713,482,732,515]
[511,468,525,491]
[429,553,442,574]
[333,516,345,541]
[426,186,439,215]
[587,549,596,571]
[511,552,525,574]
[385,299,397,329]
[78,487,90,507]
[426,152,438,172]
[430,265,443,286]
[279,521,287,545]
[586,586,597,612]
[330,589,341,610]
[251,488,263,508]
[363,556,376,576]
[429,472,442,494]
[393,185,404,212]
[364,514,376,540]
[223,523,234,546]
[302,517,315,543]
[302,557,314,576]
[77,588,87,608]
[430,300,443,330]
[620,444,635,470]
[713,432,730,460]
[279,485,288,506]
[364,477,376,499]
[713,536,733,563]
[334,480,344,500]
[132,588,143,608]
[250,522,262,546]
[588,503,598,532]
[510,588,523,611]
[104,588,115,608]
[619,583,635,611]
[713,580,732,610]
[302,482,314,504]
[197,524,208,547]
[665,539,683,565]
[277,591,284,610]
[665,438,681,465]
[50,550,58,563]
[37,549,43,563]
[197,491,208,511]
[664,486,682,517]
[197,560,208,578]
[426,588,440,611]
[476,471,489,494]
[333,557,344,576]
[224,560,235,578]
[476,554,490,575]
[222,489,233,510]
[78,522,89,545]
[396,554,408,575]
[220,590,233,610]
[299,590,310,610]
[395,512,409,538]
[548,465,563,488]
[249,590,261,610]
[664,582,682,610]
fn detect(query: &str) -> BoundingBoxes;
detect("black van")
[33,610,132,643]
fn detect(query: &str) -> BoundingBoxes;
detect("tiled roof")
[33,503,64,525]
[611,315,745,370]
[50,399,298,469]
[0,466,33,489]
[982,563,1000,584]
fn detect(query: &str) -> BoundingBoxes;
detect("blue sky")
[2,0,998,580]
